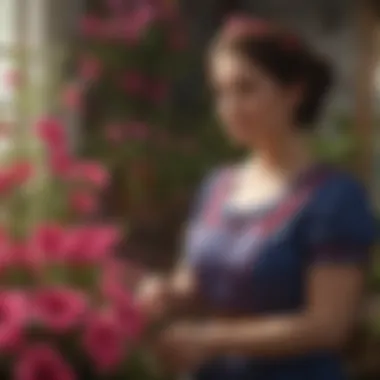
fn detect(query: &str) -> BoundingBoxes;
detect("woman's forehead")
[210,51,260,80]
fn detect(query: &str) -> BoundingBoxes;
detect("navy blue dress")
[183,164,375,380]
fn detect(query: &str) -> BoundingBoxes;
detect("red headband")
[220,14,300,51]
[222,15,272,39]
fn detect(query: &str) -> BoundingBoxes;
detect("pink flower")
[101,260,145,339]
[133,5,157,31]
[14,344,75,380]
[64,225,120,264]
[83,311,125,372]
[8,241,41,272]
[36,118,67,149]
[10,161,34,186]
[49,149,73,178]
[0,291,28,352]
[69,191,98,215]
[87,226,121,259]
[111,292,144,340]
[0,161,33,195]
[80,15,104,38]
[61,83,82,110]
[30,223,65,261]
[79,55,102,82]
[33,287,87,332]
[0,169,16,195]
[70,161,109,188]
[101,258,145,295]
[121,71,147,95]
[0,229,11,268]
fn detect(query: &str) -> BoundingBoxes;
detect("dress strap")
[204,167,235,226]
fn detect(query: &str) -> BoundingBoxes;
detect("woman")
[137,15,375,380]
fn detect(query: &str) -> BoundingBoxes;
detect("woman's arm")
[136,263,199,321]
[178,264,365,357]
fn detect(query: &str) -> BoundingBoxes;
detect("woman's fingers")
[135,275,169,321]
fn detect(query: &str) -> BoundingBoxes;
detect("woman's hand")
[152,322,211,374]
[135,275,169,322]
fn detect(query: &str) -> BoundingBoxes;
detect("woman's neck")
[249,133,314,179]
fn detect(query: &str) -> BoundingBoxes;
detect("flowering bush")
[0,118,154,380]
[71,0,213,219]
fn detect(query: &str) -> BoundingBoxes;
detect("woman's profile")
[137,14,375,380]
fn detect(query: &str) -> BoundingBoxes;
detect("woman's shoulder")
[308,164,373,224]
[305,165,376,254]
[314,165,369,203]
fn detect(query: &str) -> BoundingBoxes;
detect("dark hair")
[210,16,333,128]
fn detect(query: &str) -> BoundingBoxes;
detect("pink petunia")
[69,161,109,189]
[64,225,120,264]
[0,168,16,195]
[102,258,145,292]
[110,291,144,340]
[87,226,121,259]
[30,223,66,261]
[61,83,83,111]
[33,287,87,332]
[83,311,125,372]
[49,148,74,178]
[0,291,28,352]
[79,55,102,82]
[69,191,99,215]
[0,161,33,195]
[133,4,157,33]
[35,118,67,150]
[8,240,42,272]
[10,161,34,186]
[0,228,11,268]
[14,344,75,380]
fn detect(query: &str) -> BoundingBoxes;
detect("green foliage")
[313,113,357,166]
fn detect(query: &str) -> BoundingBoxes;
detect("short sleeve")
[307,176,376,264]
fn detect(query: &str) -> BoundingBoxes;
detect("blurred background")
[0,0,379,378]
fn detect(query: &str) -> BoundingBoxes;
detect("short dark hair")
[210,16,333,128]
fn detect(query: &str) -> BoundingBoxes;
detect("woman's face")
[210,49,299,147]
